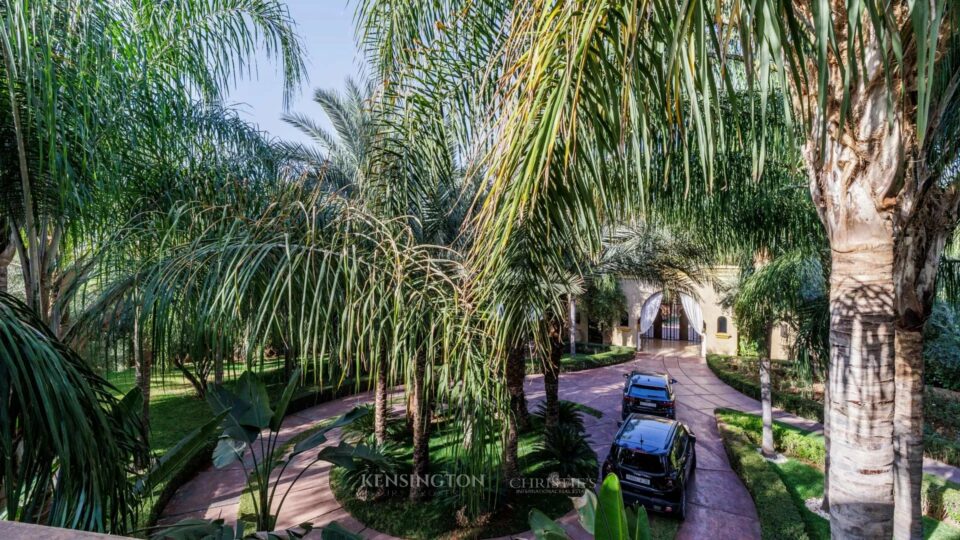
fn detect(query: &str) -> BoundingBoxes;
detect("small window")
[717,316,728,334]
[620,312,630,326]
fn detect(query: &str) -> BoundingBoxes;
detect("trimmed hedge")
[717,419,810,540]
[718,409,960,530]
[706,354,824,422]
[527,344,636,374]
[716,409,825,467]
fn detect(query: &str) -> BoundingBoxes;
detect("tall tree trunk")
[374,357,388,445]
[410,352,431,501]
[893,328,924,540]
[822,370,831,513]
[759,338,775,458]
[506,344,529,432]
[503,344,529,481]
[0,242,12,294]
[825,245,896,538]
[568,297,577,356]
[544,320,563,432]
[133,307,152,469]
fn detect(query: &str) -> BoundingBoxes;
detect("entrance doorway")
[642,294,702,344]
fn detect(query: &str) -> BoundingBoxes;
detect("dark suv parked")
[602,414,696,519]
[621,371,676,419]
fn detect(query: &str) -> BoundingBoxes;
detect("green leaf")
[271,367,302,431]
[292,406,370,455]
[595,474,629,540]
[212,436,249,469]
[206,386,259,444]
[529,509,572,540]
[633,505,651,540]
[319,521,362,539]
[571,488,597,535]
[137,411,228,496]
[234,371,274,429]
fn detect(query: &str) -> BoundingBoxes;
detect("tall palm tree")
[358,3,960,536]
[0,0,304,334]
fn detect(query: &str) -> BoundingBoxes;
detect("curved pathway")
[159,342,960,539]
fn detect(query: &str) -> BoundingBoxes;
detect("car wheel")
[677,487,687,521]
[691,447,697,477]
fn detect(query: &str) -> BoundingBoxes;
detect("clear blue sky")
[226,0,362,145]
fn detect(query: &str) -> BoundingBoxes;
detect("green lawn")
[717,409,960,539]
[708,354,960,468]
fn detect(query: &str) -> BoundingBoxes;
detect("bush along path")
[157,343,960,539]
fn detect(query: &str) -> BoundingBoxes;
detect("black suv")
[621,371,676,419]
[602,414,696,519]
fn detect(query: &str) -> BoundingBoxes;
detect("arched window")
[717,316,728,334]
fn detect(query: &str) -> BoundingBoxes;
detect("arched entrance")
[638,291,703,345]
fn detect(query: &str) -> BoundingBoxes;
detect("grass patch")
[708,354,960,468]
[717,419,809,539]
[106,361,373,535]
[717,409,960,539]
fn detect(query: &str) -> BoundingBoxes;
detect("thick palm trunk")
[822,372,831,513]
[568,297,576,356]
[826,245,896,538]
[893,328,924,539]
[410,352,431,501]
[374,358,388,445]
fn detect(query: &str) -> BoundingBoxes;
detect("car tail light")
[660,400,674,409]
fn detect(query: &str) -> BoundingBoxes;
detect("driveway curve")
[160,344,767,539]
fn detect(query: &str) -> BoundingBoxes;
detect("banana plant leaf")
[270,368,302,431]
[595,474,630,540]
[135,411,228,497]
[572,489,598,535]
[529,508,572,539]
[291,406,370,455]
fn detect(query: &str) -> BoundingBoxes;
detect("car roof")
[627,371,669,388]
[615,414,679,453]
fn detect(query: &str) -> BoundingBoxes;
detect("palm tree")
[357,3,960,536]
[0,0,304,334]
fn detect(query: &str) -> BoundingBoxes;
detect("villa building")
[572,266,792,359]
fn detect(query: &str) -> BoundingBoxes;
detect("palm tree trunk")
[759,352,775,458]
[506,344,528,431]
[410,351,431,501]
[0,244,12,294]
[374,358,388,445]
[544,320,563,432]
[822,371,831,513]
[826,245,896,538]
[568,297,577,356]
[893,327,924,540]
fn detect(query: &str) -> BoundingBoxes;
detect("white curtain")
[680,293,703,336]
[639,292,663,333]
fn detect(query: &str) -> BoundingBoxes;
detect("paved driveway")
[161,343,767,539]
[521,343,763,540]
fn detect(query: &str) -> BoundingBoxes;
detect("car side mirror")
[671,378,679,384]
[623,373,629,378]
[617,421,623,428]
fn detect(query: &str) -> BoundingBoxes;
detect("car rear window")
[615,447,665,473]
[627,384,669,400]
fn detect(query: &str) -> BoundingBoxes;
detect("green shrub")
[707,354,825,423]
[924,303,960,392]
[531,425,598,478]
[716,409,825,467]
[718,421,810,540]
